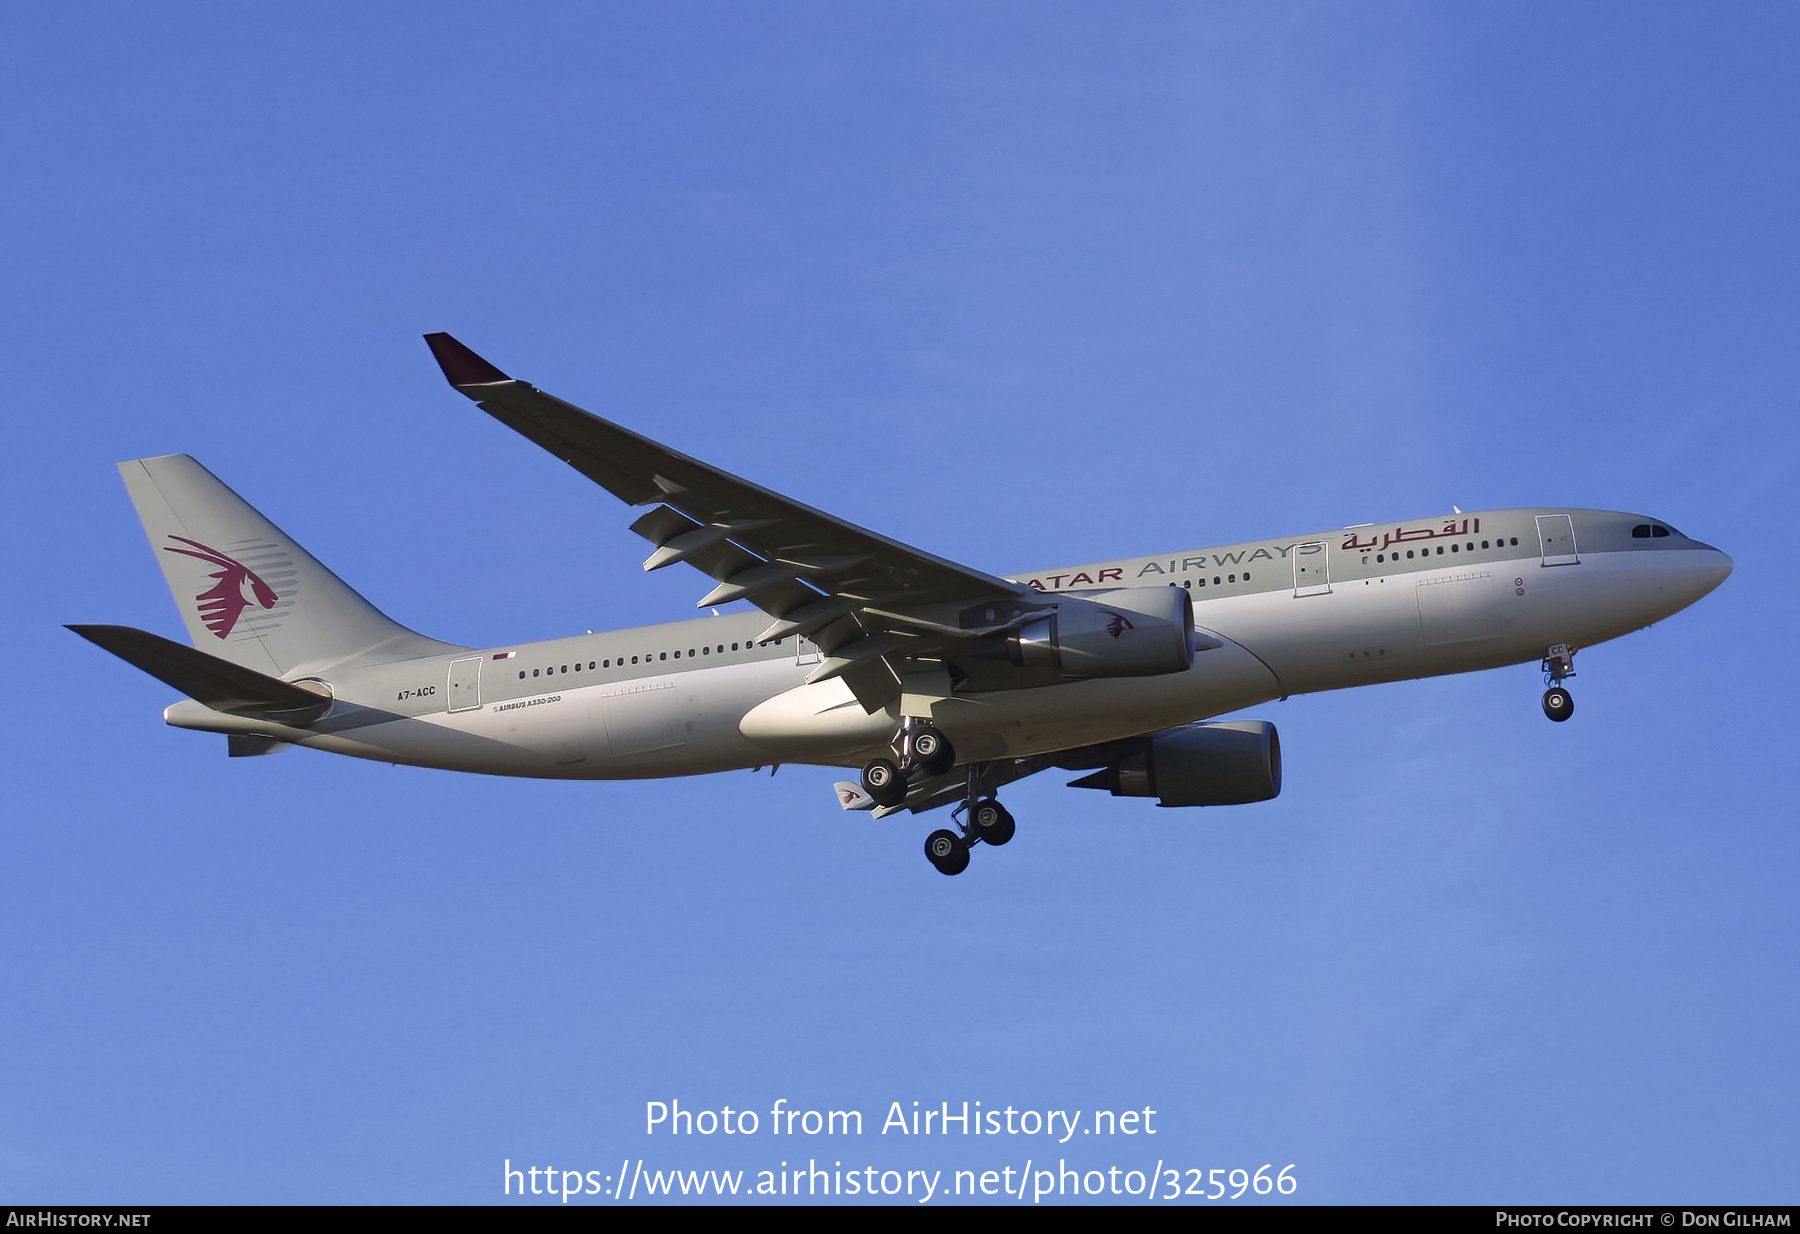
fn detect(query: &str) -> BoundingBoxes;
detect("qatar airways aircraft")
[71,335,1733,874]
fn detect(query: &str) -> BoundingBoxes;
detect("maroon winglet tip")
[423,332,511,386]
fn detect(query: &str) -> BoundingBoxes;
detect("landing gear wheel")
[970,799,1015,847]
[861,758,907,808]
[1542,687,1574,722]
[911,729,956,777]
[924,829,970,875]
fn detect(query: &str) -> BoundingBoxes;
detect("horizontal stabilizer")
[67,625,333,724]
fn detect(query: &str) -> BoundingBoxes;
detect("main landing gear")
[928,802,1015,881]
[1541,644,1576,722]
[859,719,957,810]
[922,757,1017,876]
[923,798,1015,876]
[856,721,1020,876]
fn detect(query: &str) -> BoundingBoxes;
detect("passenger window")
[1406,550,1414,559]
[660,652,667,660]
[1450,544,1458,552]
[533,669,540,677]
[1213,576,1221,585]
[673,650,681,658]
[631,656,638,664]
[1182,580,1191,589]
[732,643,739,650]
[518,671,525,680]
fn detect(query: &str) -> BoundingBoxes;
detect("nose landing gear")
[1542,686,1574,721]
[1541,644,1577,722]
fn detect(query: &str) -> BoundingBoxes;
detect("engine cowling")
[1067,720,1281,807]
[976,587,1194,679]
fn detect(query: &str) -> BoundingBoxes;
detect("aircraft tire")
[1542,687,1574,722]
[924,829,970,875]
[862,757,907,808]
[971,799,1015,847]
[914,730,956,777]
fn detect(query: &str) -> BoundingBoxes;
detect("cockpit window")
[1632,524,1652,538]
[1653,525,1671,538]
[1633,523,1676,539]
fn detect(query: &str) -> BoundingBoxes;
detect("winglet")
[423,332,512,387]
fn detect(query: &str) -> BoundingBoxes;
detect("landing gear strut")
[1541,644,1576,722]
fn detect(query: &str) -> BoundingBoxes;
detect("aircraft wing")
[425,333,1035,709]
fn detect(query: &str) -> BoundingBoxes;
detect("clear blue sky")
[3,2,1794,1205]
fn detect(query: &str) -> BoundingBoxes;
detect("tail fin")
[117,454,463,675]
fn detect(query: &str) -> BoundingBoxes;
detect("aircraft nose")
[1706,547,1734,589]
[1666,545,1733,607]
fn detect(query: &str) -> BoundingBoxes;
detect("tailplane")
[117,454,463,675]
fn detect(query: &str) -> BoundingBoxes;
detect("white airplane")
[71,334,1734,874]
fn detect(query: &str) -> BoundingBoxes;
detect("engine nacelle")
[1068,720,1281,807]
[976,587,1194,679]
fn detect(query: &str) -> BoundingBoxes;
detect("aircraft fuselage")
[163,506,1731,778]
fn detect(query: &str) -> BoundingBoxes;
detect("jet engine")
[972,587,1194,679]
[1065,720,1281,806]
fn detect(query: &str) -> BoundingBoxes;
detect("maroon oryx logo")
[1104,612,1135,638]
[162,535,280,638]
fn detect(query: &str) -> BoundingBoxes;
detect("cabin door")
[447,657,482,712]
[1292,544,1332,596]
[1536,514,1580,567]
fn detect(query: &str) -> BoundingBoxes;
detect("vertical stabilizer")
[118,454,464,675]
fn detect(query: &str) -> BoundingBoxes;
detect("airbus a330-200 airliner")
[71,335,1733,874]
